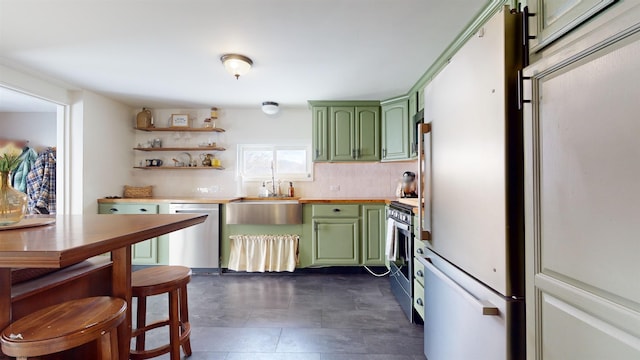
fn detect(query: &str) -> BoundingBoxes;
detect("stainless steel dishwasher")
[168,203,220,271]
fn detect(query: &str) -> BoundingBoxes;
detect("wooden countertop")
[98,197,392,204]
[299,198,390,204]
[98,197,240,204]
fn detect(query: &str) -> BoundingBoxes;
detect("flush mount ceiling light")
[262,101,279,115]
[220,54,253,79]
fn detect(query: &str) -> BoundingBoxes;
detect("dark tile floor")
[137,273,425,360]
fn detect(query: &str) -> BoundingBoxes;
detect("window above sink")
[237,144,313,181]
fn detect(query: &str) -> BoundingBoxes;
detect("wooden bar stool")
[131,266,192,360]
[1,296,127,360]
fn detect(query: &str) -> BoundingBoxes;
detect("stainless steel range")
[387,201,415,323]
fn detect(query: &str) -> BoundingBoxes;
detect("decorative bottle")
[0,171,27,226]
[287,182,295,197]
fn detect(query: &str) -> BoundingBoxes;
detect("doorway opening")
[0,86,66,214]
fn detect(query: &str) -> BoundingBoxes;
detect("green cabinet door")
[312,106,329,161]
[312,218,360,265]
[381,99,409,161]
[408,92,419,158]
[98,203,159,265]
[310,101,380,162]
[355,106,380,161]
[361,204,385,265]
[329,106,356,161]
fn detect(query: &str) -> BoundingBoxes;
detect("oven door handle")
[393,221,410,231]
[423,257,500,316]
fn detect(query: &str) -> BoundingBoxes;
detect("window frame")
[236,144,313,181]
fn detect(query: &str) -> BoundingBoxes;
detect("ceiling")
[0,0,489,111]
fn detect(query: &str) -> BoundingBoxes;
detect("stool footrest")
[132,319,171,337]
[131,266,192,360]
[130,322,191,360]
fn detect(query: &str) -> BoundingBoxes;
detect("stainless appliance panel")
[418,249,524,360]
[226,201,302,224]
[387,202,415,323]
[168,203,219,269]
[389,262,413,320]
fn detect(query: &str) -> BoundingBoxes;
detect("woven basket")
[123,185,153,198]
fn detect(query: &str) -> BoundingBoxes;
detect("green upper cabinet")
[330,106,356,161]
[309,101,380,162]
[417,85,425,112]
[408,91,418,120]
[312,106,329,161]
[354,106,380,161]
[381,97,410,161]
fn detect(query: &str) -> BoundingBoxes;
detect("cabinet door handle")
[351,149,356,159]
[356,149,360,159]
[416,298,424,306]
[417,248,424,255]
[382,148,386,158]
[315,149,320,159]
[332,208,341,212]
[109,208,118,213]
[416,270,424,277]
[139,208,148,212]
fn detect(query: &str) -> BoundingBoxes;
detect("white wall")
[78,90,134,214]
[0,112,57,150]
[130,106,312,197]
[130,106,415,198]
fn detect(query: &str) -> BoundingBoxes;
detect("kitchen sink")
[226,199,302,224]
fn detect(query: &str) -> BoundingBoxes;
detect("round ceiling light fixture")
[261,101,279,115]
[220,54,253,79]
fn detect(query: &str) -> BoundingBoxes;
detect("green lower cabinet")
[413,279,425,320]
[219,203,385,268]
[98,203,160,265]
[361,204,385,265]
[312,218,360,265]
[130,238,158,265]
[310,203,385,266]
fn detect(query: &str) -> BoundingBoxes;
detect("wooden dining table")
[0,213,207,360]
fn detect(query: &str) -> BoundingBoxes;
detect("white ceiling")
[0,0,489,111]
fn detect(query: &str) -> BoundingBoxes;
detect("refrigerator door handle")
[417,122,432,240]
[424,257,500,316]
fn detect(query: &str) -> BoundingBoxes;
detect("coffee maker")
[399,171,418,198]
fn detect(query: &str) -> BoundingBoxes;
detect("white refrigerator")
[416,7,525,360]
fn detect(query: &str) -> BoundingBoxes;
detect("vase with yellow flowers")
[0,142,27,225]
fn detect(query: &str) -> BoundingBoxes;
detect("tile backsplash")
[141,160,417,199]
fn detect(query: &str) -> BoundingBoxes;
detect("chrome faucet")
[264,162,279,197]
